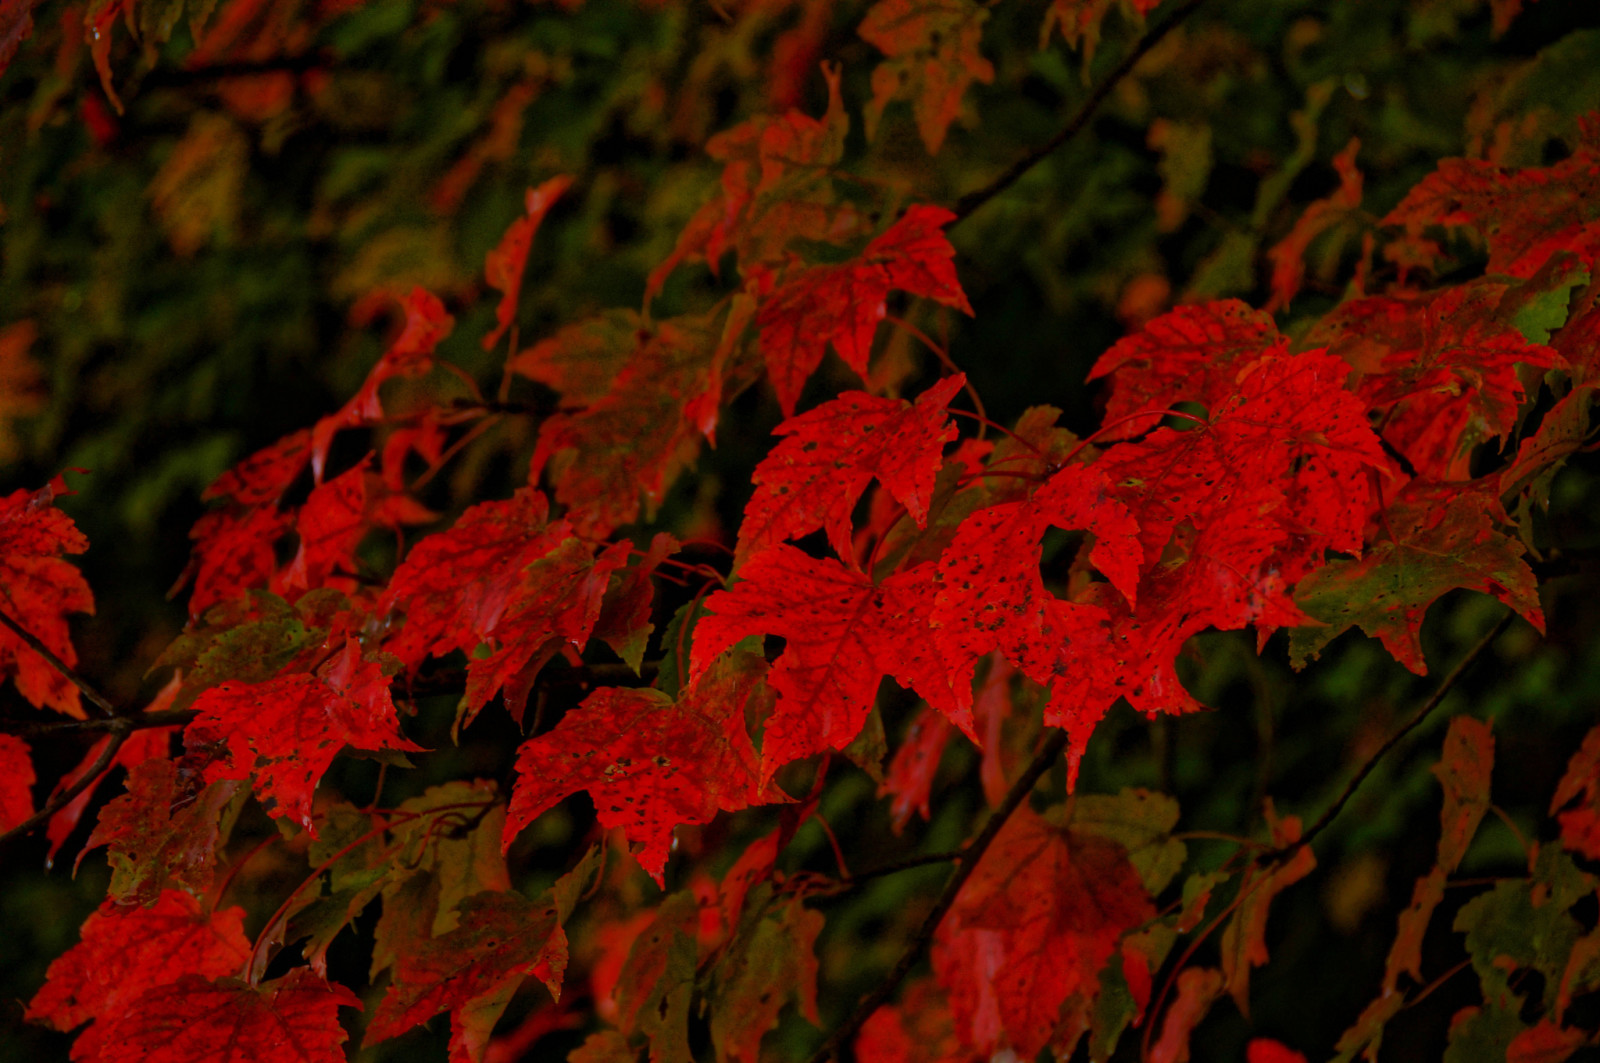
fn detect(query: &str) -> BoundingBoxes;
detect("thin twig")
[0,608,117,717]
[952,0,1208,224]
[1,706,194,736]
[835,850,965,887]
[0,724,130,847]
[1262,611,1514,862]
[803,728,1069,1063]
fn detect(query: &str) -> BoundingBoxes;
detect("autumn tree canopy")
[4,0,1600,1060]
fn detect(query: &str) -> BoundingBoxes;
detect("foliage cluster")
[5,0,1600,1061]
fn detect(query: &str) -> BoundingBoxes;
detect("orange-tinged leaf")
[1551,723,1600,862]
[859,0,995,154]
[1218,812,1315,1017]
[855,980,968,1063]
[504,651,781,885]
[738,375,964,565]
[483,176,572,351]
[1506,1021,1586,1063]
[1041,0,1162,59]
[693,545,971,781]
[94,968,361,1063]
[1148,967,1223,1063]
[1266,138,1363,312]
[27,889,251,1060]
[0,476,95,717]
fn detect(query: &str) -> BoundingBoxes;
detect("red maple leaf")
[693,544,972,780]
[92,968,360,1063]
[311,287,454,479]
[482,175,572,351]
[932,806,1154,1059]
[646,61,853,300]
[380,488,570,671]
[1088,299,1284,441]
[0,732,34,830]
[756,206,971,415]
[27,889,251,1060]
[461,538,633,725]
[0,476,95,716]
[186,636,422,833]
[504,651,783,884]
[1382,141,1600,278]
[365,891,567,1057]
[738,374,965,565]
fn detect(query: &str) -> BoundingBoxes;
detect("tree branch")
[803,728,1070,1063]
[1263,610,1514,862]
[0,607,118,718]
[0,723,131,848]
[951,0,1208,224]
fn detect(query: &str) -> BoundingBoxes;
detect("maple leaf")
[1148,967,1223,1063]
[693,544,972,781]
[365,890,568,1060]
[482,175,572,351]
[647,61,854,300]
[931,461,1143,762]
[91,968,360,1063]
[186,636,422,833]
[1040,0,1162,59]
[1307,283,1561,480]
[1265,138,1363,312]
[27,889,251,1060]
[461,538,632,726]
[0,732,33,831]
[184,507,294,619]
[1088,299,1284,441]
[1551,723,1600,862]
[82,756,243,904]
[310,287,454,479]
[706,886,823,1063]
[511,310,643,406]
[45,721,174,866]
[1382,142,1600,278]
[881,704,954,834]
[1218,811,1315,1016]
[755,206,971,416]
[859,0,995,154]
[932,805,1154,1059]
[204,429,312,507]
[503,650,782,885]
[380,488,569,671]
[0,476,95,716]
[737,375,965,565]
[532,310,743,535]
[1290,482,1545,674]
[856,980,970,1063]
[0,319,46,463]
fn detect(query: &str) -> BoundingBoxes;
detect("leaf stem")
[802,728,1069,1063]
